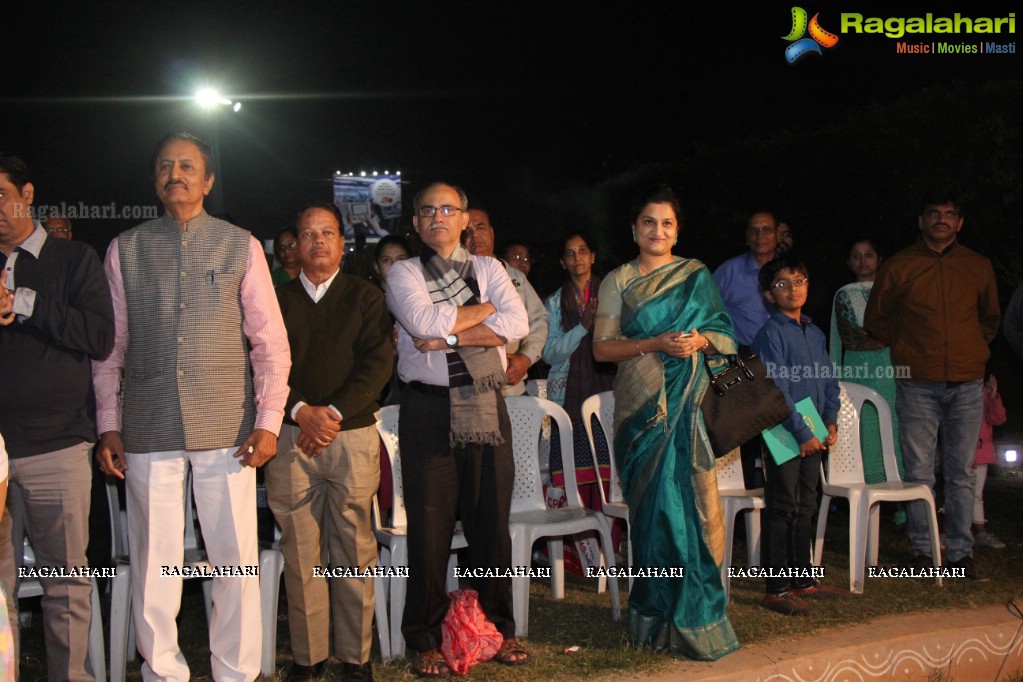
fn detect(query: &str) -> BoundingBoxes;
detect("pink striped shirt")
[93,234,291,437]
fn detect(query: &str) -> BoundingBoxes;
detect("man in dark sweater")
[266,203,394,682]
[0,153,114,680]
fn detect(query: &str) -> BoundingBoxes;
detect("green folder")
[762,397,828,465]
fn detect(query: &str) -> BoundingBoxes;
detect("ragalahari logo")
[783,7,839,63]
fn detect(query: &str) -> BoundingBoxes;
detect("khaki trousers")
[266,423,380,665]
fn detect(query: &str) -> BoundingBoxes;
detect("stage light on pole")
[195,88,240,112]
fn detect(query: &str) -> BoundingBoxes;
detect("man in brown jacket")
[865,191,1000,580]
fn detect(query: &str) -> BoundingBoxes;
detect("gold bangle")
[699,337,710,353]
[635,341,645,357]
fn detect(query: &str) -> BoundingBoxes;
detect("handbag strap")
[704,353,757,396]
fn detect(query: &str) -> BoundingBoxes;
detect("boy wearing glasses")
[751,255,842,616]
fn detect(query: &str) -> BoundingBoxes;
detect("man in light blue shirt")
[713,211,778,348]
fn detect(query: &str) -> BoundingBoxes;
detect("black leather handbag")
[699,354,791,457]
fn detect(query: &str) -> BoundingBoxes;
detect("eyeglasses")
[508,254,530,263]
[417,205,463,218]
[772,277,809,290]
[46,227,70,234]
[277,242,298,251]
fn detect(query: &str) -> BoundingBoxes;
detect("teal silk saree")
[596,258,740,661]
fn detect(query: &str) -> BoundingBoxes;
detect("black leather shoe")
[343,661,374,681]
[286,660,326,682]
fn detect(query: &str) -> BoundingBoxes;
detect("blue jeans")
[896,380,983,563]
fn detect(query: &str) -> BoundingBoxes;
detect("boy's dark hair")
[759,254,809,292]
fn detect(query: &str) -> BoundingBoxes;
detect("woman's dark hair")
[848,238,881,257]
[374,234,412,262]
[630,184,682,224]
[557,229,598,256]
[759,254,809,292]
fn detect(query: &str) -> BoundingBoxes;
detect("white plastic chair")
[15,534,106,680]
[505,395,621,637]
[715,448,764,598]
[580,391,632,591]
[814,382,943,593]
[373,405,464,660]
[107,471,214,682]
[258,514,284,676]
[524,378,548,399]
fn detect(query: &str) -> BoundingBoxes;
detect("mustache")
[163,180,188,191]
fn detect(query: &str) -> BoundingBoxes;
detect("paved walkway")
[610,604,1023,681]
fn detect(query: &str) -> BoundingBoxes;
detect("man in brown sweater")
[267,203,394,682]
[865,190,1000,580]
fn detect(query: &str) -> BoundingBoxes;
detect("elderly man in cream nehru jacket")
[93,132,291,681]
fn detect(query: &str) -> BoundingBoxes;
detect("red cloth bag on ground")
[441,588,504,675]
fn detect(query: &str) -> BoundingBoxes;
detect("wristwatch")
[446,334,459,349]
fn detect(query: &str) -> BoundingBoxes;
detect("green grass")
[17,473,1023,681]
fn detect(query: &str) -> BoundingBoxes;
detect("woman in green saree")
[829,239,904,484]
[593,186,739,661]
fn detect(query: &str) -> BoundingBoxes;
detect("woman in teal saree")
[594,186,739,661]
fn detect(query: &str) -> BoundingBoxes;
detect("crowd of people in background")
[2,132,1023,681]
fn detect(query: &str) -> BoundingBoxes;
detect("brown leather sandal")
[494,638,529,666]
[414,649,451,679]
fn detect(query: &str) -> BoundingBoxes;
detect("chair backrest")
[105,477,129,561]
[525,379,548,399]
[183,469,203,554]
[505,395,578,514]
[375,405,406,530]
[825,384,864,485]
[838,381,902,483]
[580,391,624,506]
[715,447,747,491]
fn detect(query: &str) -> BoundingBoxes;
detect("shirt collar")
[16,222,48,259]
[769,306,810,327]
[298,268,340,300]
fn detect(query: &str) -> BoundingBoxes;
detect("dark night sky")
[3,0,1020,250]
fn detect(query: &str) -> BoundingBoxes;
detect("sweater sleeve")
[326,284,395,421]
[22,245,114,359]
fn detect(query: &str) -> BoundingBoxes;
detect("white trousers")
[126,448,260,682]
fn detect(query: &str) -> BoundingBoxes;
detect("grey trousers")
[3,443,95,682]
